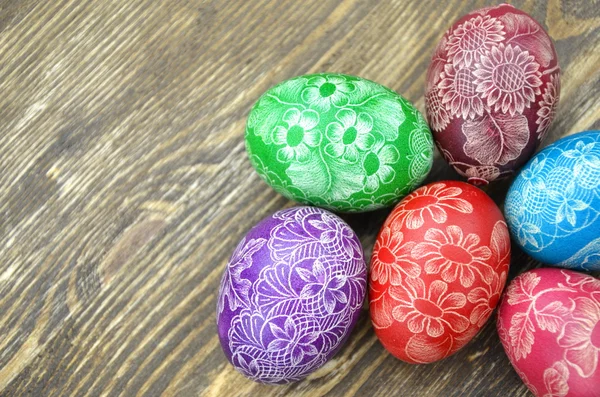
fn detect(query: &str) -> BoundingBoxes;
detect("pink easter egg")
[497,268,600,396]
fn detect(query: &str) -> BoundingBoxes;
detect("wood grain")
[0,0,598,396]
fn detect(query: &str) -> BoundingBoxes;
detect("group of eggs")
[216,4,600,395]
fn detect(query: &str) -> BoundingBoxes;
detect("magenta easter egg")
[425,4,560,184]
[497,268,600,396]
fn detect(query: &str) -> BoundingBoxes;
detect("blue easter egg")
[505,130,600,271]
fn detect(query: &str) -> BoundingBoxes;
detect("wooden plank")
[0,0,598,395]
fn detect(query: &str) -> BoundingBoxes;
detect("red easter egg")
[425,4,560,185]
[497,268,600,396]
[369,181,510,363]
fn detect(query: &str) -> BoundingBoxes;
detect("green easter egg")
[245,73,434,212]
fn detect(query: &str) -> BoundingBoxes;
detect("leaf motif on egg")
[462,113,530,166]
[425,4,560,184]
[246,73,434,212]
[498,269,600,396]
[505,131,600,270]
[536,74,560,140]
[498,12,554,68]
[218,237,267,314]
[369,181,509,363]
[217,207,367,384]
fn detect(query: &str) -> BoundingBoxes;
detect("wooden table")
[0,1,598,396]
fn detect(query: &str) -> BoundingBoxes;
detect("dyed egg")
[497,268,600,396]
[246,73,434,212]
[369,181,510,363]
[216,206,367,384]
[505,131,600,271]
[425,4,560,184]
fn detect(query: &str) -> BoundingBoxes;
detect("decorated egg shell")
[369,181,510,363]
[497,268,600,396]
[505,131,600,272]
[246,73,434,212]
[216,206,367,384]
[425,4,560,185]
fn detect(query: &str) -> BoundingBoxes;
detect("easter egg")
[216,206,367,384]
[369,181,510,363]
[505,131,600,271]
[425,4,560,184]
[497,268,600,396]
[246,73,434,212]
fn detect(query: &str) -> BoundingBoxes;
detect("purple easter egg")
[216,206,367,384]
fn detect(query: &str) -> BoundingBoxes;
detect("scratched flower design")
[536,74,560,140]
[267,317,320,366]
[309,212,363,259]
[362,144,400,194]
[272,108,321,163]
[389,277,469,337]
[438,63,485,119]
[297,259,348,315]
[464,165,501,185]
[474,43,543,116]
[324,108,375,163]
[514,219,544,250]
[557,295,600,378]
[543,361,570,397]
[520,158,551,215]
[548,181,590,227]
[564,140,600,190]
[563,140,598,162]
[391,182,473,230]
[445,15,505,68]
[412,225,494,287]
[371,227,419,285]
[521,157,547,182]
[425,84,451,131]
[468,271,506,327]
[563,270,600,293]
[301,75,356,112]
[505,184,547,251]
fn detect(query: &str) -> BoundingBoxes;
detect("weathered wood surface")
[0,0,598,396]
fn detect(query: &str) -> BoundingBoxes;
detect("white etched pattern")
[503,270,600,396]
[371,218,507,363]
[408,111,435,182]
[438,64,485,120]
[219,208,366,383]
[247,73,434,211]
[505,134,600,269]
[445,15,505,68]
[411,225,493,288]
[473,43,542,116]
[389,182,473,230]
[536,74,560,140]
[425,8,559,184]
[543,361,569,397]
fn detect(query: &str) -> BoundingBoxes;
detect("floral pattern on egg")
[425,4,560,185]
[505,131,600,271]
[246,73,434,212]
[369,181,510,363]
[497,268,600,396]
[217,207,367,384]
